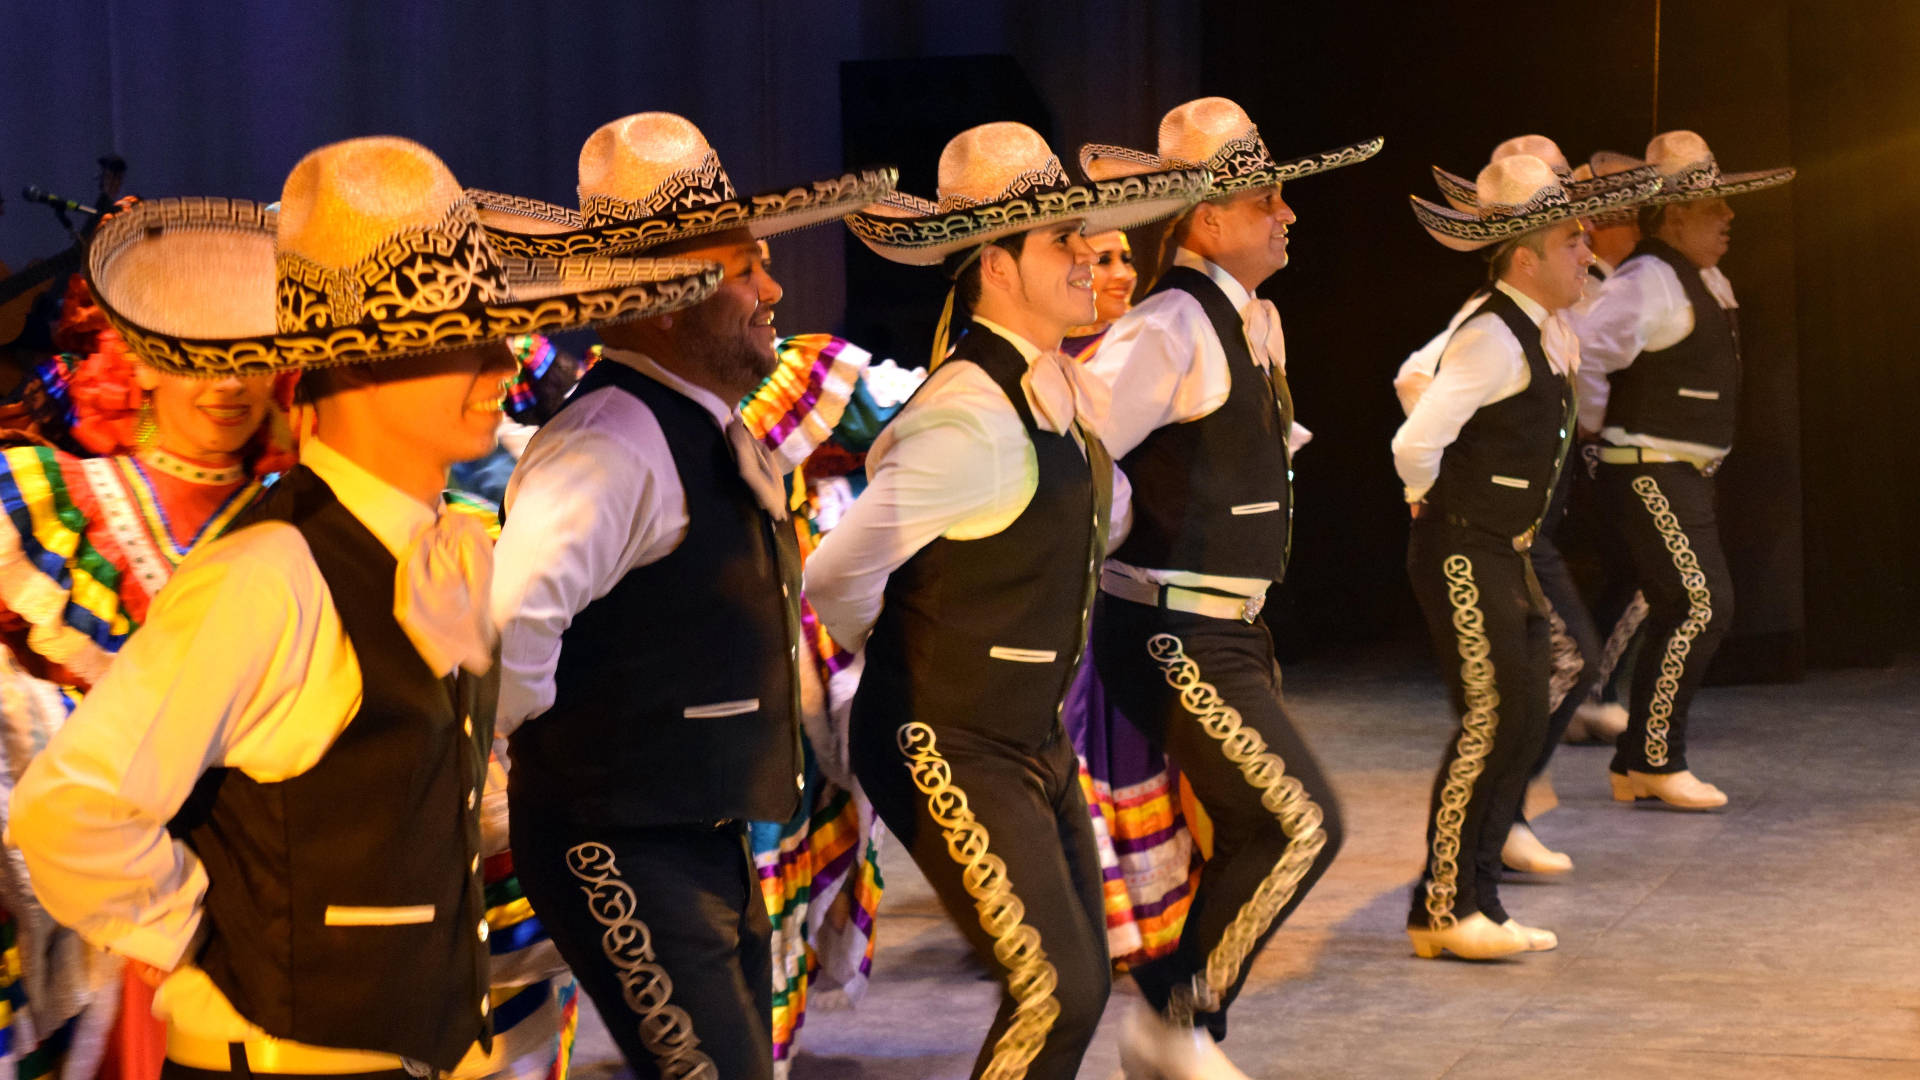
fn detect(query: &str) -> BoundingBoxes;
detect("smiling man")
[817,121,1206,1080]
[10,137,719,1080]
[1571,130,1795,812]
[1397,155,1657,963]
[479,113,894,1080]
[1074,98,1379,1078]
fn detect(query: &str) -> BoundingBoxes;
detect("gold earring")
[134,397,159,450]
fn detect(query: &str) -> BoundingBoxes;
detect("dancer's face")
[1084,230,1137,324]
[1197,183,1296,286]
[980,221,1097,344]
[1661,197,1736,268]
[137,367,275,464]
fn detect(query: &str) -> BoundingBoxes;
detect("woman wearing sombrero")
[1570,131,1795,811]
[10,136,721,1079]
[1074,96,1377,1077]
[1396,154,1659,961]
[807,120,1207,1079]
[478,113,893,1080]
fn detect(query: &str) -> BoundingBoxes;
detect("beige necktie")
[1022,350,1111,435]
[1240,298,1287,374]
[726,416,790,521]
[393,509,497,677]
[1541,312,1582,377]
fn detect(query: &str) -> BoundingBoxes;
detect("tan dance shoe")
[1609,769,1728,810]
[1117,1003,1253,1080]
[1501,821,1574,875]
[1563,700,1629,743]
[1502,918,1559,951]
[1523,772,1559,819]
[1407,912,1528,960]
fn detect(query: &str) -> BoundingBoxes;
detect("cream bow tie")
[1023,349,1111,435]
[1541,313,1583,377]
[726,416,790,522]
[394,509,497,677]
[1241,298,1287,374]
[1699,267,1739,310]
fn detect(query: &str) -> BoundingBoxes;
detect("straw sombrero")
[845,121,1212,267]
[1636,130,1795,207]
[86,137,723,378]
[1412,154,1662,253]
[1079,97,1381,195]
[1569,150,1653,226]
[471,112,898,259]
[1432,134,1595,211]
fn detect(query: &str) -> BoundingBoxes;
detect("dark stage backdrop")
[1,1,1909,669]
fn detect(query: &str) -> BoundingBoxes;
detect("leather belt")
[1591,444,1723,477]
[1100,568,1267,623]
[166,1028,417,1075]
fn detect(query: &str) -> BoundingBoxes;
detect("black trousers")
[1526,467,1604,815]
[1596,461,1733,774]
[1406,520,1551,928]
[852,713,1110,1080]
[509,812,770,1080]
[1091,594,1342,1042]
[160,1064,408,1080]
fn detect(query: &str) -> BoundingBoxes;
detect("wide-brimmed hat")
[470,112,898,259]
[1636,129,1794,207]
[1569,150,1652,226]
[1432,134,1587,211]
[1079,97,1381,196]
[1412,154,1661,252]
[86,138,723,378]
[845,121,1211,267]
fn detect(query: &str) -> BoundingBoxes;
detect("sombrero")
[1079,96,1381,195]
[845,121,1211,267]
[471,112,898,258]
[1432,134,1583,211]
[86,137,723,379]
[1412,154,1662,253]
[1636,129,1795,207]
[1570,150,1653,226]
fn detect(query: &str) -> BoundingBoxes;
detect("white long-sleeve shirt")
[7,438,488,1052]
[490,349,734,732]
[1392,281,1574,502]
[803,319,1128,651]
[1570,253,1739,459]
[1082,248,1308,599]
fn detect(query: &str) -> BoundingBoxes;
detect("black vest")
[508,360,802,829]
[171,467,492,1071]
[1111,265,1293,580]
[1426,289,1576,543]
[853,325,1111,749]
[1604,237,1742,448]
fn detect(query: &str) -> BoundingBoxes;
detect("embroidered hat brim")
[845,167,1213,267]
[1431,162,1695,214]
[468,168,900,259]
[1642,164,1796,207]
[87,197,724,378]
[1412,168,1664,252]
[1080,136,1384,192]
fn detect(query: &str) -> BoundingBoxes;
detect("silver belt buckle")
[1240,593,1266,623]
[1698,457,1723,477]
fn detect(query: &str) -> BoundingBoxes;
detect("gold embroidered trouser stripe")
[897,722,1060,1080]
[565,842,718,1080]
[1423,554,1501,930]
[1144,633,1326,1023]
[1629,476,1713,768]
[1594,589,1650,692]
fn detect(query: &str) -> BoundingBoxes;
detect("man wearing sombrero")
[479,113,893,1080]
[1571,131,1795,811]
[810,120,1207,1079]
[1072,97,1378,1076]
[1397,137,1657,881]
[10,137,720,1078]
[1396,154,1658,961]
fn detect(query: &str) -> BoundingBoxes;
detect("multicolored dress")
[739,334,921,1075]
[0,442,262,1080]
[1058,327,1207,971]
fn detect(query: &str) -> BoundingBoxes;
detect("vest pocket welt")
[323,904,435,927]
[1676,388,1721,400]
[988,647,1058,663]
[683,699,761,719]
[1490,476,1531,489]
[1229,501,1282,515]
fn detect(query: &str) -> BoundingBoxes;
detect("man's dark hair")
[1486,228,1551,283]
[947,233,1026,313]
[1639,204,1669,234]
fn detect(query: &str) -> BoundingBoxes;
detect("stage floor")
[573,650,1920,1078]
